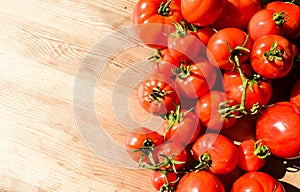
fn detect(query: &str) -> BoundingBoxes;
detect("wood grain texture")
[0,0,299,192]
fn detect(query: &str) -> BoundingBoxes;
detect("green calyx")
[263,41,286,62]
[149,86,169,103]
[173,62,191,79]
[254,140,271,159]
[171,22,188,38]
[158,0,172,16]
[194,153,212,170]
[148,49,162,63]
[273,12,289,26]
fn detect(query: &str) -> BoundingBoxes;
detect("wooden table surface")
[0,0,299,191]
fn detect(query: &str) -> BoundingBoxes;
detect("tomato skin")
[164,110,201,146]
[207,28,252,71]
[151,171,177,191]
[176,171,225,192]
[150,49,181,78]
[194,26,216,47]
[155,141,188,170]
[265,1,300,40]
[217,166,245,192]
[125,127,164,163]
[223,70,273,110]
[192,133,238,175]
[256,102,300,159]
[290,78,300,110]
[230,171,285,192]
[250,35,294,79]
[168,30,203,60]
[133,0,182,49]
[195,90,237,131]
[181,0,225,26]
[213,0,261,30]
[237,140,266,172]
[174,57,217,99]
[248,9,282,42]
[137,74,180,116]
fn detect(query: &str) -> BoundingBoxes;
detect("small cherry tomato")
[125,127,164,164]
[248,9,284,42]
[137,74,180,116]
[256,102,300,159]
[151,171,177,191]
[207,28,252,71]
[192,133,238,175]
[231,171,285,192]
[180,0,225,27]
[176,171,225,192]
[195,90,237,131]
[174,57,217,99]
[237,140,270,172]
[265,1,300,40]
[250,35,294,79]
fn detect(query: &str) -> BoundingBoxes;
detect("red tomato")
[176,171,225,192]
[223,69,273,111]
[125,127,164,164]
[174,57,217,98]
[149,49,181,78]
[192,133,238,175]
[151,171,177,191]
[256,102,300,159]
[248,9,284,42]
[213,0,261,30]
[231,171,285,192]
[168,23,203,60]
[181,0,225,27]
[220,115,256,142]
[237,140,269,172]
[194,26,216,46]
[133,0,182,49]
[250,35,295,79]
[265,1,300,40]
[163,106,201,146]
[137,74,180,116]
[207,28,252,71]
[155,141,188,171]
[290,78,300,109]
[195,90,237,131]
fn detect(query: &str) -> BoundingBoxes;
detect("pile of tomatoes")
[125,0,300,191]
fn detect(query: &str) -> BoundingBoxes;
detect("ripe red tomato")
[195,90,237,131]
[223,69,273,111]
[192,133,238,175]
[207,28,252,71]
[163,106,201,146]
[174,57,217,98]
[217,166,245,192]
[290,78,300,110]
[176,171,225,192]
[213,0,261,30]
[137,74,180,116]
[149,49,182,78]
[265,1,300,40]
[237,139,269,172]
[194,26,216,46]
[248,9,284,42]
[155,141,188,171]
[168,24,203,60]
[125,127,164,164]
[231,171,285,192]
[151,171,177,191]
[256,102,300,159]
[250,35,294,79]
[180,0,225,27]
[133,0,182,49]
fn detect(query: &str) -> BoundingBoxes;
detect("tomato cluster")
[126,0,300,191]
